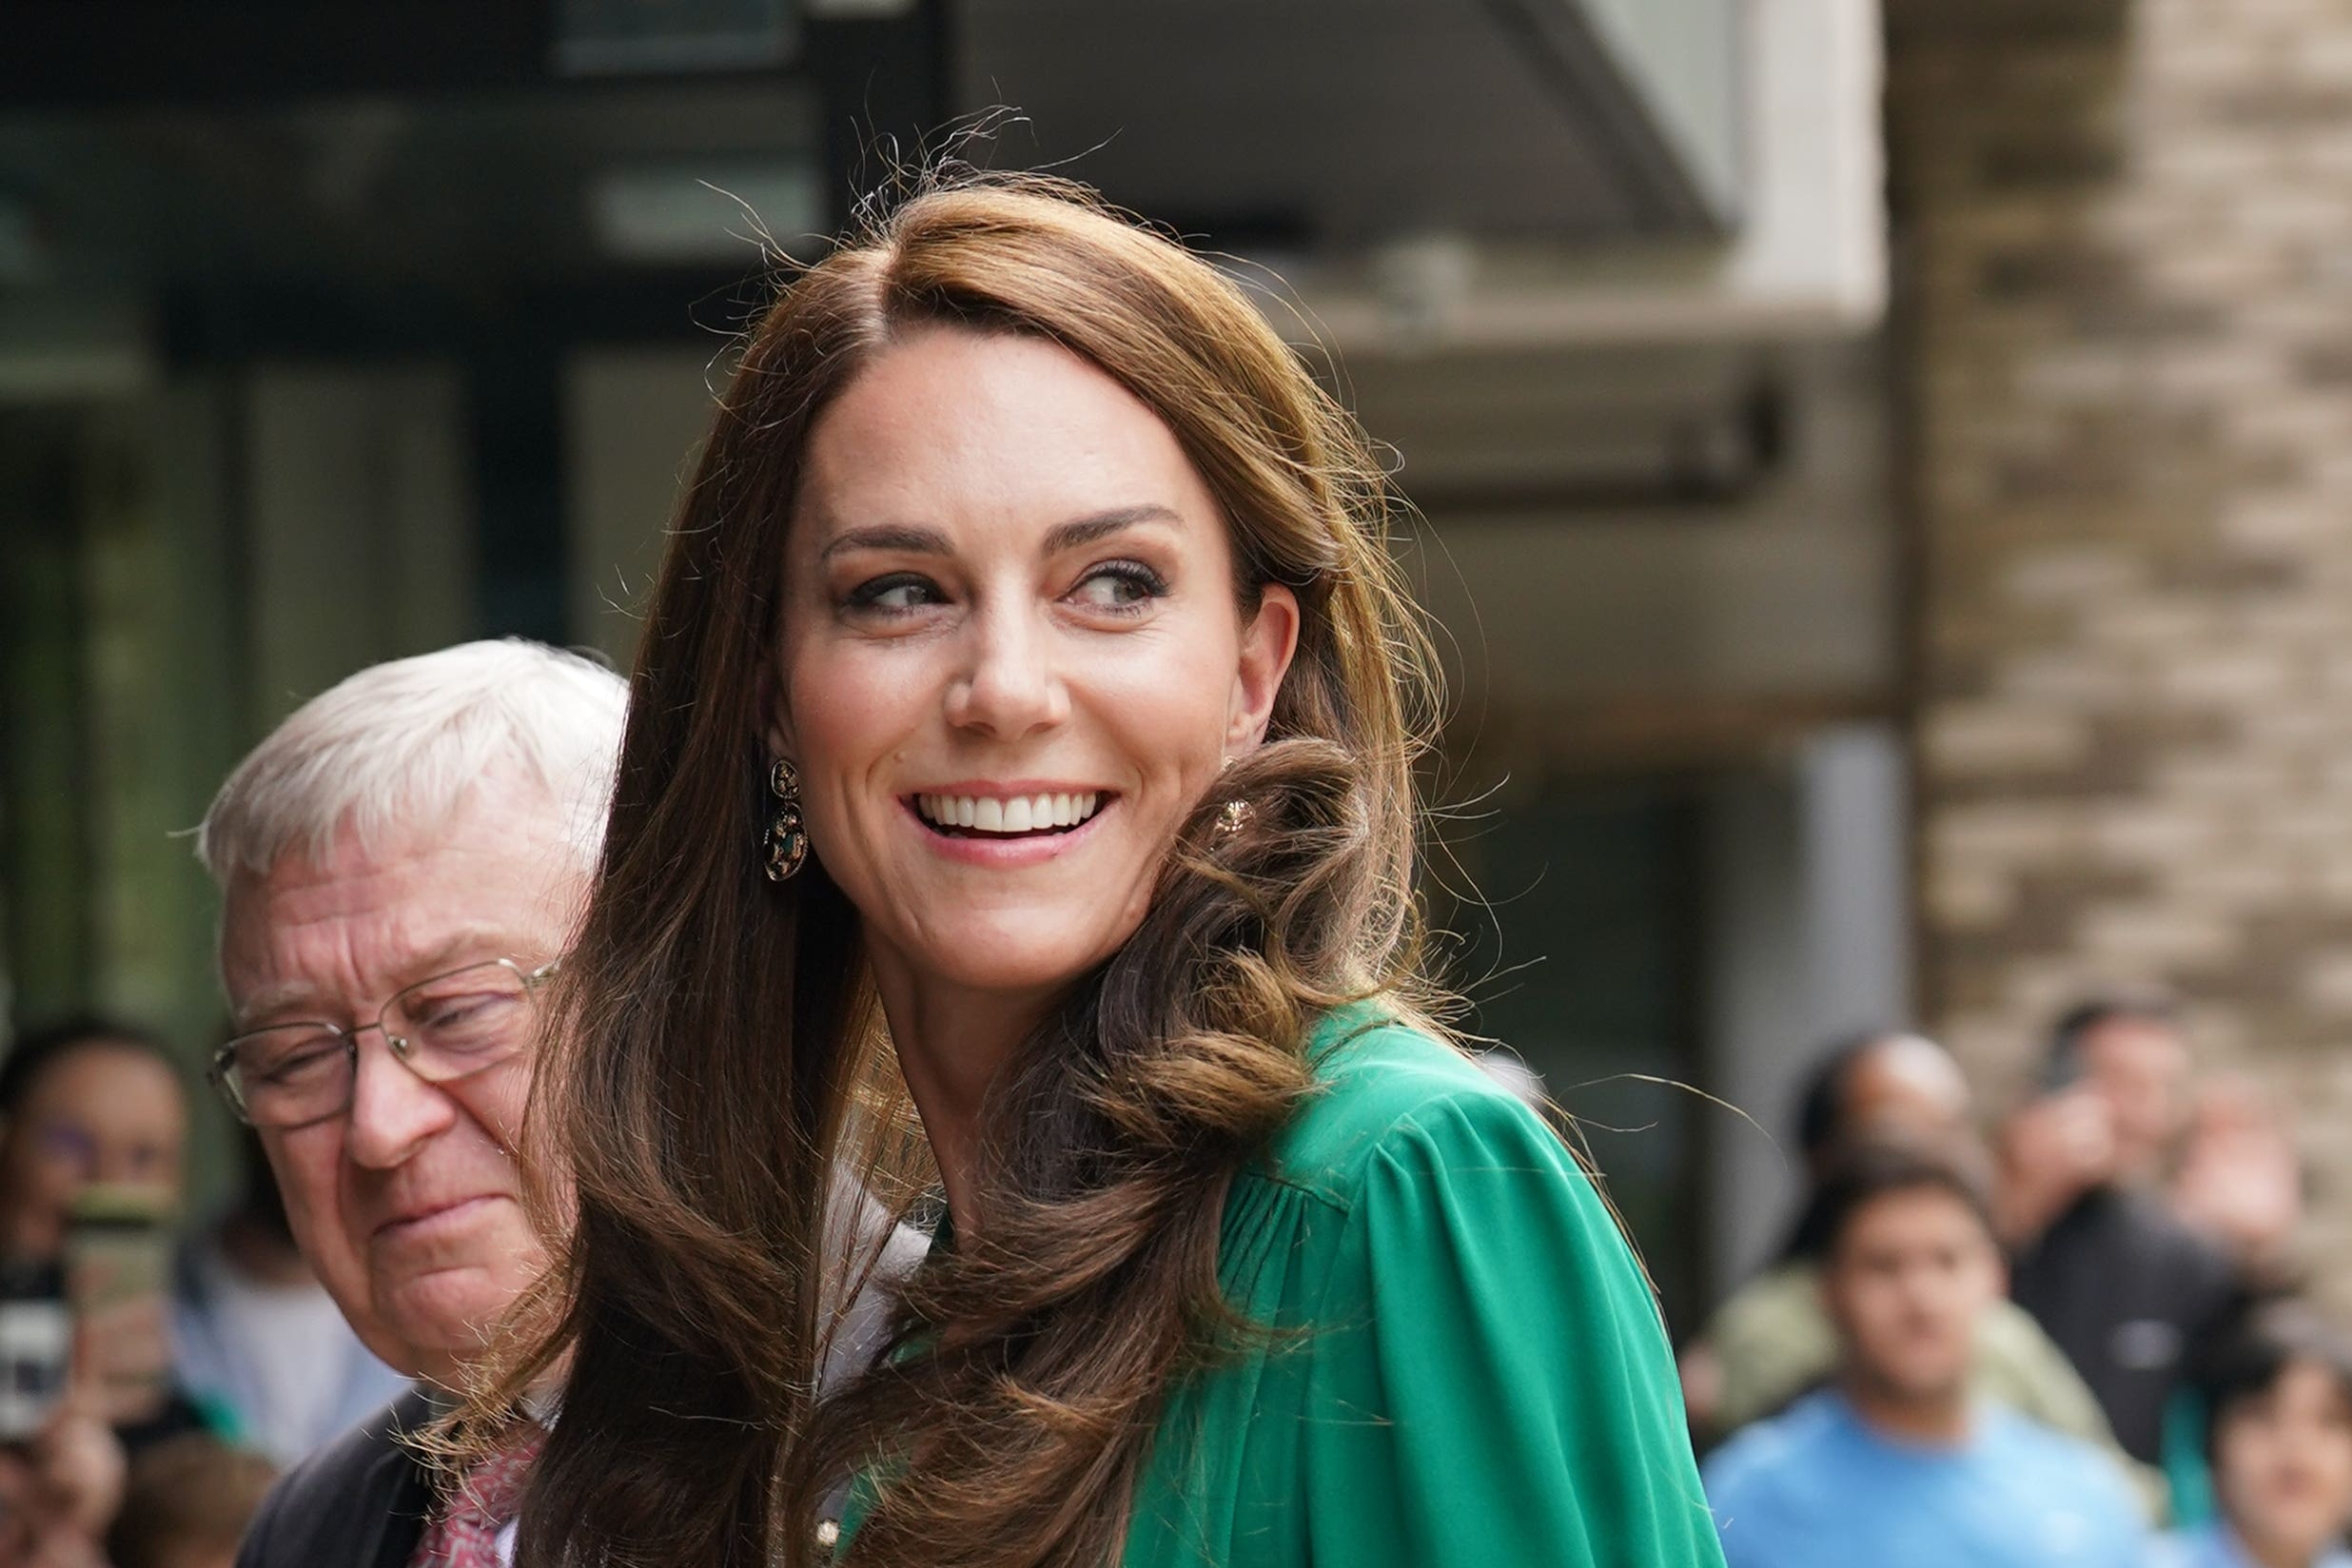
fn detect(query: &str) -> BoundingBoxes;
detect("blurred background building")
[10,0,2343,1332]
[1892,0,2352,1292]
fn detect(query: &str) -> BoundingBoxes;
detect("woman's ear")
[1226,583,1301,753]
[757,656,796,761]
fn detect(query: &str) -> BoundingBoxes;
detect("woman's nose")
[945,603,1069,739]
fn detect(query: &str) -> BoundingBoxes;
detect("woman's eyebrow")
[1042,504,1180,556]
[819,505,1181,562]
[819,523,954,560]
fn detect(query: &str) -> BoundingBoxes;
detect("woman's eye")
[1069,561,1167,613]
[844,573,945,615]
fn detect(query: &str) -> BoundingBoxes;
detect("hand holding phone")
[61,1186,174,1428]
[0,1262,70,1445]
[1996,1087,2118,1245]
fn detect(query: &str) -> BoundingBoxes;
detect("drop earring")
[1215,755,1251,839]
[762,757,809,882]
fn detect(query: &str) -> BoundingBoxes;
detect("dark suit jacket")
[234,1383,439,1568]
[228,1205,929,1567]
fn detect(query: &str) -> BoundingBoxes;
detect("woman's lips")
[902,793,1114,865]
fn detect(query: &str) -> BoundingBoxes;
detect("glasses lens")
[225,1027,350,1127]
[386,961,534,1077]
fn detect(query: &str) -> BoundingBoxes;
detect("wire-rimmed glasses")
[209,957,558,1129]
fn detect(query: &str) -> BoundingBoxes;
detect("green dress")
[842,1005,1726,1567]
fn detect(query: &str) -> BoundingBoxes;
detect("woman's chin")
[898,916,1138,1001]
[865,877,1152,995]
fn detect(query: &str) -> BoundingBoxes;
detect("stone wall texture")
[1892,0,2352,1300]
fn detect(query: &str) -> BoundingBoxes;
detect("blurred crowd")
[1,978,2342,1567]
[1684,996,2349,1568]
[8,993,2345,1566]
[0,1017,402,1567]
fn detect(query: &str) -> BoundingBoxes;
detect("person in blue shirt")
[1703,1142,2148,1568]
[2159,1303,2352,1568]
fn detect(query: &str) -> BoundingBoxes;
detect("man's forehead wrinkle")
[232,936,532,1031]
[220,781,582,1032]
[227,866,532,1025]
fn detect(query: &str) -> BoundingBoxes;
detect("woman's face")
[2215,1359,2352,1563]
[0,1043,185,1260]
[774,325,1299,1008]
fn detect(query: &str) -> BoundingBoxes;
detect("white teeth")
[916,791,1107,833]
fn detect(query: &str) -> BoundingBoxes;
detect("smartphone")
[63,1184,175,1415]
[0,1260,69,1443]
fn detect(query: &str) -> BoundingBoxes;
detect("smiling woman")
[772,323,1300,1188]
[476,172,1723,1568]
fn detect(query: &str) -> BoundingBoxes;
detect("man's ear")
[1225,583,1301,754]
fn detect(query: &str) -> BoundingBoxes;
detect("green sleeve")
[1297,1090,1726,1567]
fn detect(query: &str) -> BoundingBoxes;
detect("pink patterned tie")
[411,1424,546,1568]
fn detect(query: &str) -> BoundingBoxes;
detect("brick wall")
[1892,0,2352,1296]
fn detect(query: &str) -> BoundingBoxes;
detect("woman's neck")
[868,953,1058,1238]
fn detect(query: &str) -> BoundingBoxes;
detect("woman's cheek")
[1084,641,1237,765]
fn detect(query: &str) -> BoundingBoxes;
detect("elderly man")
[201,641,910,1568]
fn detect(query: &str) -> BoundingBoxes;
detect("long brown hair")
[483,172,1445,1568]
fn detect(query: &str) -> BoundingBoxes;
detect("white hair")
[197,638,629,884]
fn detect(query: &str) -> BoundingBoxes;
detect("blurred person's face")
[1823,1186,2004,1411]
[773,326,1297,1017]
[1836,1035,1974,1161]
[217,782,578,1386]
[2213,1359,2352,1566]
[2078,1015,2192,1181]
[0,1043,186,1259]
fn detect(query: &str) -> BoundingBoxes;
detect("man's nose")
[944,601,1069,740]
[343,1033,458,1168]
